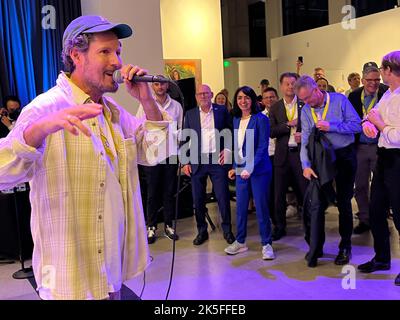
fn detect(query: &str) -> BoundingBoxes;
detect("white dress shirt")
[199,105,216,154]
[376,86,400,148]
[284,96,298,147]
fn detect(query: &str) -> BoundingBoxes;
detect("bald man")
[181,84,235,246]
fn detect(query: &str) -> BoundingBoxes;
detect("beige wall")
[160,0,224,94]
[81,0,164,114]
[224,58,278,101]
[271,7,400,92]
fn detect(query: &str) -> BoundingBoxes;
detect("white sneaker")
[262,244,275,260]
[164,225,179,241]
[224,240,248,255]
[147,226,156,244]
[286,205,297,218]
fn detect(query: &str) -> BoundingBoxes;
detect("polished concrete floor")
[1,200,400,300]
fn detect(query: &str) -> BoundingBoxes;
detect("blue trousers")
[235,171,272,246]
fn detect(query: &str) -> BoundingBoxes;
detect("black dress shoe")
[223,232,235,244]
[395,273,400,286]
[357,258,391,273]
[307,259,318,268]
[353,222,370,234]
[193,232,209,246]
[334,248,352,265]
[272,229,286,241]
[305,250,323,260]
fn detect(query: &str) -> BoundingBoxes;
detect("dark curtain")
[0,0,81,107]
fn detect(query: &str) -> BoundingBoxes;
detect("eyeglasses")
[196,92,211,96]
[364,78,380,83]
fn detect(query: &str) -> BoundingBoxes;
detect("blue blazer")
[233,112,271,176]
[182,104,232,174]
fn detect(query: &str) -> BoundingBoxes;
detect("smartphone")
[298,56,303,63]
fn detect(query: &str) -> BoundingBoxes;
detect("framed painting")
[164,59,202,88]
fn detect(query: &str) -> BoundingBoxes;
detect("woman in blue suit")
[224,86,275,260]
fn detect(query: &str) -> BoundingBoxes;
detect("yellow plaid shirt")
[0,72,171,299]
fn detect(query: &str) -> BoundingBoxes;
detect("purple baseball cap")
[62,15,133,48]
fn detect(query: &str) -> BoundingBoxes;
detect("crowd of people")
[149,55,399,284]
[0,14,400,300]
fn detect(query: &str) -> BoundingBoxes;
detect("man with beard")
[137,80,183,243]
[0,15,171,300]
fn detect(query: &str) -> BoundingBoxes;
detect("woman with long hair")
[224,86,275,260]
[214,91,233,113]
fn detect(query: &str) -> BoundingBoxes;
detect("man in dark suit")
[348,63,388,234]
[269,72,307,240]
[181,84,235,246]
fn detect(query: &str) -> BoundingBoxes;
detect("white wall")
[160,0,224,94]
[81,0,164,114]
[271,7,400,92]
[224,58,277,101]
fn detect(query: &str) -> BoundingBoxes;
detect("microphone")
[112,70,171,84]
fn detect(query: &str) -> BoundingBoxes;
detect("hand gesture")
[119,65,153,101]
[294,132,302,144]
[303,167,318,180]
[362,121,378,138]
[287,119,298,128]
[182,164,192,176]
[24,103,102,148]
[316,120,330,132]
[367,109,386,131]
[1,115,12,128]
[240,169,251,180]
[228,169,236,180]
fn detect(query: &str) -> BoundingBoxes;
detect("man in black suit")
[348,63,388,234]
[269,72,307,240]
[181,84,235,246]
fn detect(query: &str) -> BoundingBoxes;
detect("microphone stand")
[12,184,33,279]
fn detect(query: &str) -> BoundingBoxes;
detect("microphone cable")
[164,80,186,301]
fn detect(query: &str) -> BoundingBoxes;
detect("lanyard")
[311,93,330,123]
[361,90,377,116]
[285,102,297,121]
[86,98,118,162]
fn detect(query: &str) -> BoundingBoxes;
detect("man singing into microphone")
[0,15,171,300]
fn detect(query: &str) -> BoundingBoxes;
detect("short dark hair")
[262,87,279,98]
[279,72,299,84]
[4,95,21,107]
[232,86,260,118]
[260,79,269,86]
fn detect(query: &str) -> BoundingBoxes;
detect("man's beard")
[86,75,119,95]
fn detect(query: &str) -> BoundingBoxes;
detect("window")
[351,0,398,18]
[282,0,329,35]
